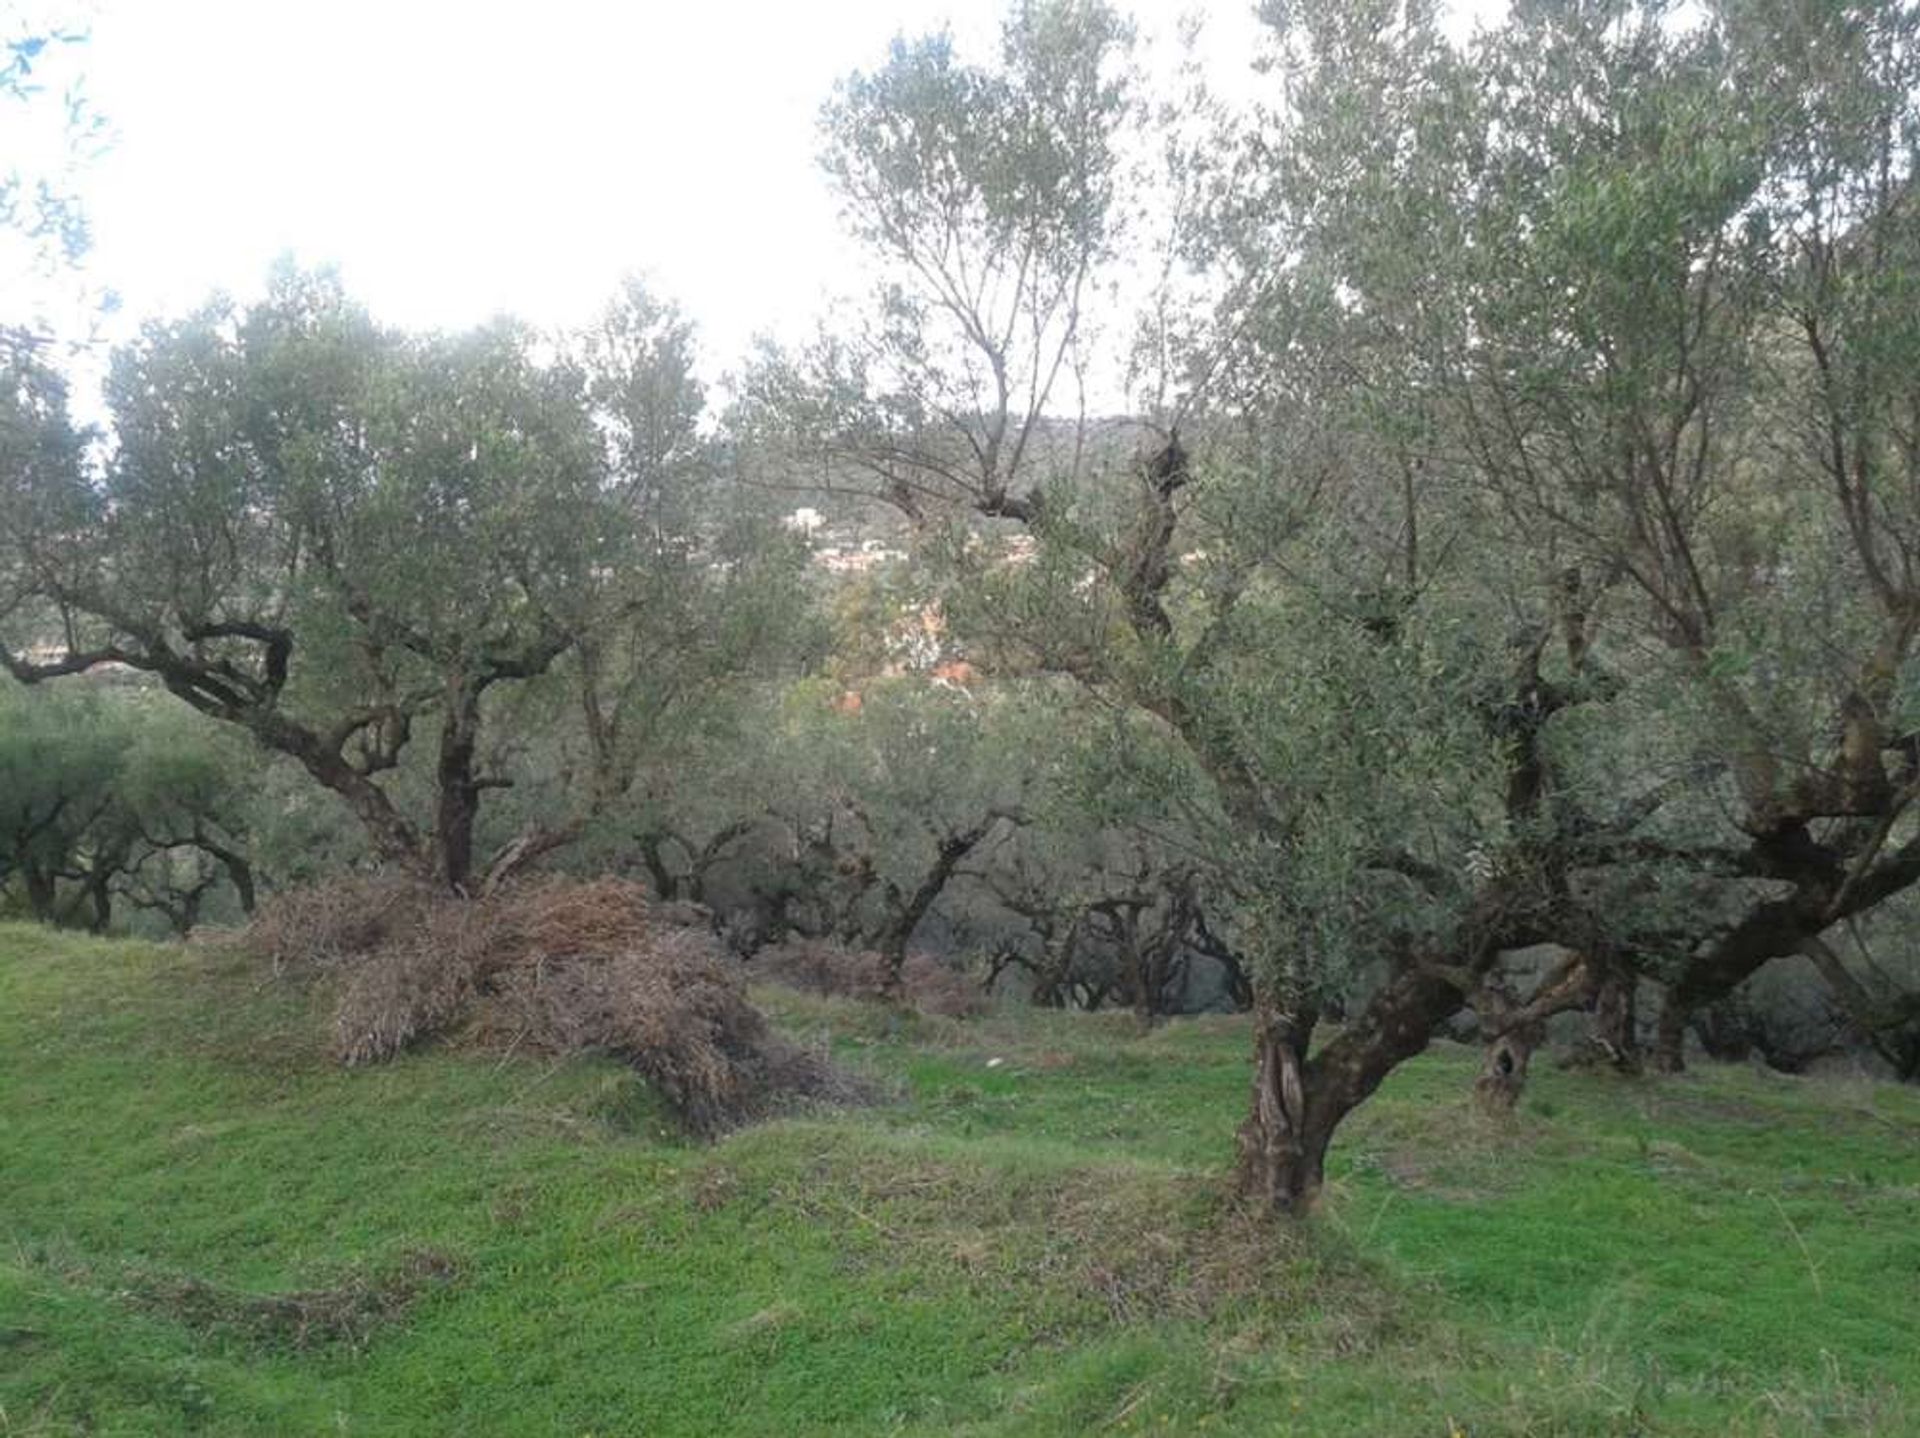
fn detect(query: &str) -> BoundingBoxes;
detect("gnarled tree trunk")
[1235,965,1469,1214]
[22,864,57,923]
[1585,960,1640,1071]
[1652,985,1689,1073]
[876,816,1002,987]
[1473,1027,1536,1115]
[1234,1002,1328,1211]
[1469,949,1595,1110]
[434,682,485,893]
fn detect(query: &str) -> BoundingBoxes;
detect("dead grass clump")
[480,876,658,966]
[489,927,867,1138]
[651,899,715,929]
[758,1138,1403,1352]
[331,903,489,1067]
[128,1248,460,1352]
[754,940,891,1003]
[235,876,868,1137]
[899,952,990,1018]
[238,873,441,975]
[754,939,987,1019]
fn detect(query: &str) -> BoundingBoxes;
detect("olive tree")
[1173,0,1920,1133]
[741,0,1508,1208]
[1,267,798,892]
[750,0,1920,1212]
[0,679,257,930]
[737,0,1136,522]
[1396,0,1920,1075]
[629,674,1043,979]
[0,677,123,923]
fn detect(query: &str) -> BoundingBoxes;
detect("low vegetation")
[3,925,1915,1435]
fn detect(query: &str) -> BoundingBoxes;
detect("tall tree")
[737,0,1135,521]
[755,0,1920,1212]
[744,0,1509,1209]
[1421,0,1920,1071]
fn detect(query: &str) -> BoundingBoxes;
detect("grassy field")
[2,924,1916,1436]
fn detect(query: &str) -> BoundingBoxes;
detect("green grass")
[2,925,1916,1436]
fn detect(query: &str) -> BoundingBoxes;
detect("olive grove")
[3,0,1918,1216]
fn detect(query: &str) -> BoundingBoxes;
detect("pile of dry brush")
[240,876,868,1138]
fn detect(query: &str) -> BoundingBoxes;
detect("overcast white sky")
[6,1,1498,388]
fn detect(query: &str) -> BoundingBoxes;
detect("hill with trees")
[4,3,1920,1431]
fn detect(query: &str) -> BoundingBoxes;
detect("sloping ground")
[1,924,1915,1437]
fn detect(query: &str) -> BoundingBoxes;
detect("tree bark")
[433,683,484,892]
[1473,1028,1536,1115]
[183,831,257,916]
[221,851,256,916]
[1233,1002,1327,1212]
[1192,910,1255,1011]
[82,866,113,933]
[1800,936,1920,1081]
[636,832,682,901]
[877,816,1002,984]
[1133,874,1198,1029]
[1465,949,1593,1107]
[267,713,427,877]
[1031,927,1076,1008]
[1651,894,1831,1074]
[22,865,57,922]
[1586,961,1640,1071]
[1235,964,1468,1214]
[1652,985,1688,1073]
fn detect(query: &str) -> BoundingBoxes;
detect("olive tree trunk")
[1472,1028,1537,1115]
[1234,967,1467,1213]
